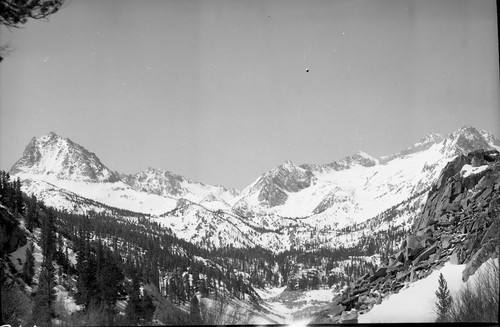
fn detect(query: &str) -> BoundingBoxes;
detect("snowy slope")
[358,258,498,323]
[21,178,177,215]
[234,126,500,229]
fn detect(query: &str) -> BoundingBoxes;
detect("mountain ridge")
[8,126,500,252]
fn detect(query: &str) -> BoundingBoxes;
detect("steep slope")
[310,148,500,324]
[233,161,314,212]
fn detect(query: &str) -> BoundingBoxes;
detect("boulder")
[340,295,359,307]
[374,267,387,278]
[327,303,345,317]
[406,235,423,249]
[463,241,499,282]
[462,248,487,282]
[481,219,500,245]
[445,202,460,212]
[414,244,438,265]
[339,309,359,324]
[352,287,369,296]
[396,270,410,281]
[407,246,425,261]
[332,294,343,306]
[471,156,485,167]
[441,234,453,248]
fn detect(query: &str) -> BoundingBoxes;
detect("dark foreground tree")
[435,272,452,322]
[30,255,56,326]
[0,0,64,28]
[22,242,35,285]
[0,0,66,61]
[448,259,499,322]
[190,295,202,324]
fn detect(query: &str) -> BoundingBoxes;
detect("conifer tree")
[435,273,452,322]
[141,294,155,323]
[125,271,141,325]
[30,246,56,326]
[190,295,202,324]
[22,243,35,285]
[96,260,124,310]
[41,209,56,259]
[25,194,38,232]
[13,177,24,215]
[75,235,98,308]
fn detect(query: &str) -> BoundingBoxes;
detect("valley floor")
[251,286,338,324]
[249,259,497,324]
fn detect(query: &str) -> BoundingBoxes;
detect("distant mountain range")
[10,126,500,252]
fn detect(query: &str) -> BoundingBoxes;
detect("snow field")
[358,259,498,323]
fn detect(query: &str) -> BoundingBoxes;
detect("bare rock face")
[250,161,314,207]
[258,182,289,207]
[415,149,499,230]
[442,126,497,157]
[123,167,186,197]
[312,187,356,214]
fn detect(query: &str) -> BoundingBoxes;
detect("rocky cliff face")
[236,161,314,208]
[122,167,187,197]
[415,149,500,230]
[312,149,500,323]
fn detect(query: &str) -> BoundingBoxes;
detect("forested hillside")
[1,170,384,326]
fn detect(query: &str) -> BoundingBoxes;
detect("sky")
[1,0,499,189]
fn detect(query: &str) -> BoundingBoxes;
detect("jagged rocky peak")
[479,129,500,147]
[10,132,119,183]
[407,132,444,152]
[325,150,378,171]
[124,167,187,197]
[262,160,314,192]
[239,160,314,207]
[442,125,496,156]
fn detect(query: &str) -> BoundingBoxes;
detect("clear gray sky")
[1,0,499,189]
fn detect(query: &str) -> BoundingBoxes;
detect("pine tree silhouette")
[435,272,452,322]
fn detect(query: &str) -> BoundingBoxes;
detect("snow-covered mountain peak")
[234,159,315,209]
[442,125,495,156]
[379,133,444,164]
[324,150,378,171]
[272,160,309,176]
[10,132,119,183]
[479,129,500,147]
[353,150,377,162]
[413,133,444,147]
